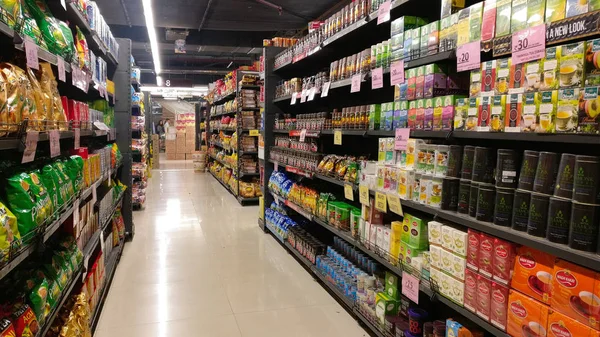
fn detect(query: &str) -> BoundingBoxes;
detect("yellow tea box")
[466,97,480,131]
[522,92,540,132]
[559,41,585,88]
[454,97,469,130]
[585,38,600,86]
[491,95,506,132]
[545,0,566,23]
[456,7,471,47]
[511,0,528,33]
[592,0,600,11]
[470,69,481,97]
[495,0,512,37]
[527,0,546,27]
[566,0,588,17]
[578,86,600,133]
[541,46,561,91]
[556,88,579,132]
[538,90,558,133]
[495,58,511,95]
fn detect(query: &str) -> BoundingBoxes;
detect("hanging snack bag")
[20,9,48,50]
[39,63,67,130]
[25,277,48,321]
[6,172,41,239]
[0,202,20,263]
[27,68,48,131]
[0,0,22,29]
[11,303,39,337]
[28,170,53,222]
[75,26,91,71]
[0,63,25,133]
[25,0,74,60]
[40,165,60,211]
[54,161,74,199]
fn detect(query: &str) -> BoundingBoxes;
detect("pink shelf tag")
[371,67,383,89]
[25,39,39,70]
[350,74,361,93]
[377,1,391,25]
[402,271,420,304]
[512,24,546,65]
[456,40,481,72]
[394,128,410,150]
[57,56,66,82]
[390,60,405,85]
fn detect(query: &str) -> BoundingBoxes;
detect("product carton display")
[478,96,492,131]
[496,58,511,95]
[525,60,542,93]
[522,92,540,132]
[578,86,600,133]
[527,0,546,27]
[457,8,471,47]
[492,238,515,285]
[491,95,506,132]
[511,0,528,33]
[454,97,469,130]
[467,229,480,271]
[469,2,483,43]
[548,310,600,337]
[441,225,456,252]
[464,268,478,312]
[539,90,559,133]
[506,93,523,132]
[512,247,555,304]
[567,0,588,17]
[476,274,492,320]
[428,220,443,246]
[546,0,567,23]
[495,0,512,37]
[481,0,497,43]
[466,97,480,131]
[556,88,579,132]
[509,62,526,94]
[375,293,399,324]
[481,60,497,96]
[585,38,600,86]
[541,46,561,91]
[478,232,494,278]
[560,42,585,88]
[507,290,550,337]
[452,228,468,257]
[490,281,509,331]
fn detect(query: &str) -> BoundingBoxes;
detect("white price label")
[350,74,361,93]
[73,199,80,228]
[74,128,80,149]
[22,131,39,163]
[24,39,39,70]
[299,129,307,142]
[290,93,297,105]
[307,87,316,101]
[49,130,60,157]
[321,81,331,97]
[57,56,66,82]
[60,0,66,9]
[300,89,307,103]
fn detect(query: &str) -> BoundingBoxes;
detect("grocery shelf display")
[0,1,134,335]
[259,1,600,337]
[131,64,148,209]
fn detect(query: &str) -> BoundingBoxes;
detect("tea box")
[443,95,463,131]
[400,214,411,243]
[552,259,600,330]
[403,242,424,265]
[464,268,478,312]
[441,225,456,252]
[466,229,480,271]
[430,244,442,269]
[469,2,483,42]
[407,68,416,100]
[567,0,588,17]
[408,100,417,129]
[525,60,542,92]
[428,220,443,246]
[430,266,442,288]
[399,101,409,128]
[546,0,567,23]
[441,0,465,18]
[556,88,578,132]
[578,86,600,133]
[481,0,497,43]
[511,0,529,33]
[481,60,497,96]
[585,38,600,86]
[415,66,425,99]
[512,246,555,304]
[411,28,421,60]
[470,69,482,97]
[393,101,401,129]
[527,0,546,27]
[560,41,585,88]
[509,61,526,93]
[409,215,428,249]
[490,281,509,331]
[415,99,425,130]
[439,16,451,52]
[491,95,506,132]
[454,97,469,130]
[452,228,468,257]
[456,7,471,47]
[476,274,492,320]
[492,237,515,285]
[385,271,400,299]
[403,29,413,61]
[451,251,466,281]
[495,0,512,37]
[391,16,426,36]
[441,247,455,275]
[399,81,407,100]
[424,63,447,98]
[369,104,381,130]
[430,97,440,130]
[478,96,492,131]
[447,13,459,51]
[420,24,429,56]
[449,275,465,305]
[466,97,480,131]
[522,92,540,132]
[592,0,600,11]
[376,293,399,324]
[507,290,550,337]
[548,310,600,337]
[427,21,440,55]
[538,90,559,133]
[478,232,494,278]
[495,58,511,95]
[506,93,523,132]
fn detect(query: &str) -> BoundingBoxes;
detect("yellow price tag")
[249,129,260,136]
[334,129,342,145]
[344,184,354,201]
[359,184,369,205]
[387,194,403,216]
[375,192,387,212]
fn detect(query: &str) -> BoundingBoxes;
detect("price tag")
[371,67,383,89]
[377,1,391,25]
[57,56,66,82]
[387,194,403,216]
[100,231,105,253]
[274,161,279,171]
[74,128,80,149]
[402,271,420,304]
[290,93,297,105]
[375,191,387,212]
[73,199,80,228]
[24,38,39,70]
[350,74,361,93]
[22,131,39,163]
[359,184,370,205]
[300,89,307,103]
[60,0,66,9]
[92,183,97,205]
[394,128,410,150]
[249,129,260,136]
[512,24,546,65]
[321,81,331,97]
[308,87,316,101]
[344,184,354,201]
[49,130,60,157]
[390,60,405,85]
[299,129,307,142]
[334,129,342,145]
[456,40,481,72]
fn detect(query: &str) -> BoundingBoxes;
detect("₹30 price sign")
[512,24,546,65]
[456,40,481,72]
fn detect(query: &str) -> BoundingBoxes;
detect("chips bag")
[28,170,53,222]
[0,63,25,133]
[24,0,74,60]
[0,202,20,263]
[11,303,39,337]
[0,318,16,337]
[75,27,90,71]
[39,63,67,130]
[25,278,48,321]
[0,0,23,29]
[27,68,48,131]
[39,165,59,211]
[53,161,74,200]
[0,73,7,136]
[6,173,40,239]
[20,8,48,50]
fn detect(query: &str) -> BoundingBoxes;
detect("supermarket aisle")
[94,162,368,337]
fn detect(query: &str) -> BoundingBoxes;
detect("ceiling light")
[227,61,233,68]
[142,0,161,77]
[164,97,178,100]
[156,75,163,86]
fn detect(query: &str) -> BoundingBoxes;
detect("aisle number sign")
[344,184,354,201]
[334,130,342,145]
[456,40,481,72]
[359,184,370,205]
[387,194,403,216]
[375,192,387,212]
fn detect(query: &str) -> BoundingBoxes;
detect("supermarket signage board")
[512,24,546,65]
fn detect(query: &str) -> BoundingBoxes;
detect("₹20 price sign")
[456,40,481,72]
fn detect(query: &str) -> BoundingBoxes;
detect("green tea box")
[470,69,482,97]
[538,90,558,133]
[403,29,412,61]
[527,0,546,27]
[592,0,600,11]
[495,0,513,37]
[525,59,542,92]
[491,95,507,132]
[420,24,430,56]
[559,42,585,88]
[469,2,483,42]
[585,38,600,86]
[425,98,435,130]
[375,293,399,324]
[511,0,528,33]
[454,97,469,130]
[495,58,511,95]
[566,0,588,17]
[408,100,417,129]
[456,7,471,47]
[369,104,381,130]
[545,0,566,23]
[448,13,459,50]
[541,46,562,91]
[443,95,464,130]
[411,28,421,59]
[385,271,400,299]
[522,92,540,132]
[556,88,579,132]
[506,93,523,132]
[409,215,428,249]
[439,16,451,52]
[466,97,480,131]
[578,86,600,133]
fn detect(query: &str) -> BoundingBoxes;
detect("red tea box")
[481,60,497,96]
[464,268,478,313]
[466,229,480,271]
[492,238,516,286]
[491,281,509,331]
[478,96,492,131]
[476,274,492,321]
[478,232,494,278]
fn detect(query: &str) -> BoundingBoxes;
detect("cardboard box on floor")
[166,139,176,153]
[185,126,195,134]
[166,153,176,160]
[186,154,196,160]
[175,153,185,160]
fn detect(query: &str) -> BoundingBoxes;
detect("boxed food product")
[409,215,428,249]
[491,281,510,331]
[469,2,483,42]
[399,100,409,128]
[578,86,600,133]
[551,259,600,330]
[454,97,469,130]
[385,271,400,299]
[492,238,515,285]
[495,58,510,95]
[560,42,585,88]
[478,95,492,131]
[470,70,482,97]
[390,221,402,261]
[509,61,526,94]
[507,289,550,337]
[411,28,421,60]
[415,99,425,130]
[441,225,456,252]
[408,100,417,129]
[506,93,523,132]
[541,46,561,91]
[522,92,540,132]
[427,21,440,55]
[424,63,447,98]
[538,90,558,133]
[466,229,480,271]
[567,0,588,17]
[496,0,513,37]
[527,0,546,27]
[491,95,506,132]
[456,7,471,47]
[548,310,600,337]
[512,246,555,304]
[464,268,478,312]
[440,0,466,18]
[376,293,399,324]
[525,60,542,92]
[481,0,497,43]
[476,274,492,320]
[415,66,425,99]
[425,98,435,130]
[428,220,443,246]
[585,38,600,86]
[465,97,480,131]
[481,60,497,96]
[556,88,578,132]
[511,0,529,32]
[407,68,416,100]
[478,232,494,278]
[546,0,567,22]
[452,228,468,257]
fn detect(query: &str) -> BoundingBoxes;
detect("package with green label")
[566,0,588,17]
[403,29,412,61]
[470,69,481,97]
[560,41,585,88]
[522,92,540,132]
[555,88,578,133]
[454,97,469,130]
[433,97,444,130]
[491,95,507,132]
[495,0,513,37]
[592,0,600,11]
[541,46,562,91]
[469,2,483,42]
[416,66,425,99]
[385,271,400,299]
[399,100,408,128]
[425,98,435,130]
[456,7,471,47]
[375,293,399,324]
[416,99,425,130]
[411,28,421,59]
[439,16,451,52]
[506,93,523,132]
[6,173,39,239]
[546,0,566,23]
[578,86,600,133]
[420,24,430,56]
[407,68,416,100]
[527,0,546,27]
[40,165,59,211]
[585,38,600,86]
[408,100,417,129]
[537,90,558,133]
[408,215,428,249]
[448,13,459,50]
[441,0,466,19]
[466,97,480,131]
[369,104,381,130]
[427,21,440,55]
[511,0,528,33]
[525,59,542,92]
[495,58,511,95]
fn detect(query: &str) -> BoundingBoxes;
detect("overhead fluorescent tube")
[142,0,161,83]
[227,61,233,68]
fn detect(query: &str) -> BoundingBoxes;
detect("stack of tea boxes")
[166,126,197,160]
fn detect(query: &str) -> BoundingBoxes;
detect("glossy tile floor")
[95,158,369,337]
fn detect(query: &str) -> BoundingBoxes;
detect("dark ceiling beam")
[252,0,311,22]
[118,0,133,27]
[198,0,215,31]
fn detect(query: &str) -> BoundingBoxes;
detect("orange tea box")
[551,259,600,330]
[548,310,600,337]
[512,246,556,304]
[507,289,550,337]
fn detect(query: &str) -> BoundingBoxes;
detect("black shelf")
[212,91,236,105]
[434,294,509,337]
[210,111,236,118]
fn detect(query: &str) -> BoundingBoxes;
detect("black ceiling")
[95,0,341,85]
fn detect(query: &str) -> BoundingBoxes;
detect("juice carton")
[491,95,507,132]
[424,63,447,98]
[506,93,523,132]
[464,268,478,312]
[456,7,471,47]
[509,61,526,94]
[415,99,425,130]
[470,69,482,97]
[491,281,510,331]
[492,237,516,285]
[578,86,600,133]
[548,310,600,337]
[495,58,511,95]
[507,290,550,337]
[541,46,562,91]
[552,259,600,330]
[556,88,578,133]
[415,66,425,99]
[481,0,497,43]
[433,96,444,131]
[478,96,492,132]
[466,229,480,271]
[408,100,417,129]
[424,98,434,131]
[454,97,469,130]
[560,42,585,88]
[525,59,543,92]
[567,0,588,17]
[522,92,540,132]
[546,0,567,23]
[512,246,555,304]
[466,97,480,131]
[443,95,462,131]
[407,68,416,100]
[511,0,528,33]
[476,274,492,321]
[538,90,558,133]
[481,60,497,96]
[495,0,513,37]
[585,38,600,86]
[427,21,440,55]
[478,232,494,278]
[469,2,484,42]
[527,0,546,27]
[408,215,428,249]
[399,100,408,128]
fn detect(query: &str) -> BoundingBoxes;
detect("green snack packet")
[0,202,20,262]
[25,278,48,321]
[29,170,53,221]
[40,165,59,211]
[46,279,60,309]
[6,173,39,239]
[54,161,74,199]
